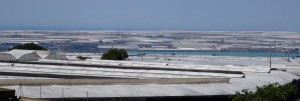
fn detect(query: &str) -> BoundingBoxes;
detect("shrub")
[232,83,297,101]
[101,48,128,60]
[9,43,47,50]
[76,55,91,60]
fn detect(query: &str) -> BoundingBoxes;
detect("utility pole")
[269,54,272,69]
[287,52,291,62]
[141,53,145,61]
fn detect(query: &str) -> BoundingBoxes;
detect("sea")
[127,50,300,57]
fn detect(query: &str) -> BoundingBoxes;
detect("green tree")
[232,83,297,101]
[101,48,128,60]
[9,43,47,50]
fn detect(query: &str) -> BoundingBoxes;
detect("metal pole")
[61,88,63,101]
[39,84,41,98]
[87,91,88,101]
[20,82,23,97]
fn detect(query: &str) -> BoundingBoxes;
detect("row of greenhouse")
[0,50,68,62]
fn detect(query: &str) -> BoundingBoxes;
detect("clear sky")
[0,0,299,31]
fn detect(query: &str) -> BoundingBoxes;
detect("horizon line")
[0,26,299,32]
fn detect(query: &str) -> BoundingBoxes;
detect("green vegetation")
[9,43,47,50]
[101,48,128,60]
[232,83,297,101]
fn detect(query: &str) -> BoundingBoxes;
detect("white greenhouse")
[0,50,68,62]
[0,50,42,62]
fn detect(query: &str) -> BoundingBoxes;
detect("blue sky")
[0,0,299,31]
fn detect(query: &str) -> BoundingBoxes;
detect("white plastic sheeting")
[2,71,298,98]
[7,50,37,59]
[38,59,271,73]
[35,51,68,60]
[18,53,41,62]
[0,58,298,98]
[0,63,243,78]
